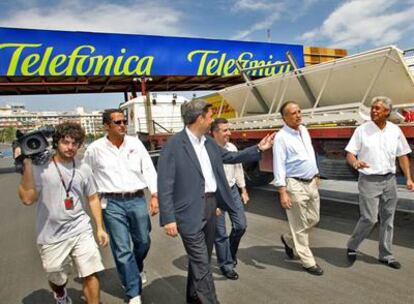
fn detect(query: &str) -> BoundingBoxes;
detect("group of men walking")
[16,95,412,304]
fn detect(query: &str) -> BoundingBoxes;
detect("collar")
[283,123,302,135]
[185,127,206,145]
[104,134,126,148]
[368,120,389,131]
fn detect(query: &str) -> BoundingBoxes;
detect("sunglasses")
[111,119,128,125]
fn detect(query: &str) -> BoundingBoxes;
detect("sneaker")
[129,295,142,304]
[54,289,72,304]
[140,271,148,285]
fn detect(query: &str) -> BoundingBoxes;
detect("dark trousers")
[181,195,220,304]
[215,185,247,271]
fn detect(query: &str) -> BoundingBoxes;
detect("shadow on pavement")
[247,188,414,249]
[0,167,16,174]
[74,268,125,301]
[312,246,377,268]
[74,268,187,304]
[237,245,303,272]
[142,275,187,304]
[22,288,83,304]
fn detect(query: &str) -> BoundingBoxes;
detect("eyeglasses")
[111,119,128,125]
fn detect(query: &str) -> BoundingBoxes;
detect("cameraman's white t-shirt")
[32,159,97,245]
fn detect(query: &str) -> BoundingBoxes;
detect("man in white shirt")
[211,118,250,280]
[273,101,323,276]
[84,109,159,304]
[345,96,413,269]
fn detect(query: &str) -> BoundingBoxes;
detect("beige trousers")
[283,177,320,268]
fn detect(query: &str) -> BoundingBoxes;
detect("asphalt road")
[1,170,414,304]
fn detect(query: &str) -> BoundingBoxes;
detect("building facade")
[0,104,103,135]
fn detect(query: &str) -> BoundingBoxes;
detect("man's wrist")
[257,144,263,152]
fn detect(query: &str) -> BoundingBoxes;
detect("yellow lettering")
[76,56,94,75]
[93,55,114,75]
[21,54,40,76]
[205,58,219,75]
[37,47,54,75]
[136,56,154,75]
[237,52,253,70]
[223,59,235,76]
[0,43,42,75]
[114,54,124,75]
[187,50,220,75]
[49,54,67,75]
[67,45,95,75]
[123,56,140,75]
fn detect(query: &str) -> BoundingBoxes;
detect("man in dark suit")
[158,99,274,304]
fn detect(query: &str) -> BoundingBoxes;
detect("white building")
[0,104,103,135]
[120,93,187,135]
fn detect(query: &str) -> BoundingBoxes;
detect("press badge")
[64,197,74,210]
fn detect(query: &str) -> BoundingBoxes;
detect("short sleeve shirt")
[32,159,97,245]
[345,121,412,175]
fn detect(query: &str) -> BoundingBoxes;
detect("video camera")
[13,126,55,173]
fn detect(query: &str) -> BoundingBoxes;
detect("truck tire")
[318,158,358,181]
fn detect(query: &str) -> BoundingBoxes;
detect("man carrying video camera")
[16,122,109,304]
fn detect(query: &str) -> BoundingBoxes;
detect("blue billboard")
[0,27,304,77]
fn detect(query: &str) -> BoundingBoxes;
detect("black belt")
[204,192,215,199]
[102,189,144,200]
[370,173,394,177]
[291,176,316,183]
[361,173,394,178]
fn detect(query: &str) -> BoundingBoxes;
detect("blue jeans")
[215,186,247,272]
[103,196,151,299]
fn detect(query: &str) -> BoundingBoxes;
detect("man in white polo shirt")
[273,101,323,276]
[84,109,158,304]
[345,96,413,269]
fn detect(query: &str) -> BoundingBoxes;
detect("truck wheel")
[318,158,358,181]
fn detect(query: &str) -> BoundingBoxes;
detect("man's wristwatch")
[256,144,263,153]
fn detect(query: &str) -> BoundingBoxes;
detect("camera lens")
[26,138,41,150]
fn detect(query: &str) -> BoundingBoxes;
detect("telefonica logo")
[0,43,291,77]
[0,43,154,76]
[187,49,291,76]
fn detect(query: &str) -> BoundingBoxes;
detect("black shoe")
[187,296,202,304]
[222,269,239,280]
[303,264,324,276]
[280,235,294,259]
[347,248,357,263]
[379,259,401,269]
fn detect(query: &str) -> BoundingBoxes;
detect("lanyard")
[52,156,76,198]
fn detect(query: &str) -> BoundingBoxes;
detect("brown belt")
[103,189,145,200]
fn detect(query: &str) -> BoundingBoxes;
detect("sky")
[1,0,414,111]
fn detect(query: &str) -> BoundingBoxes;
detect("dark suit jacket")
[158,129,261,236]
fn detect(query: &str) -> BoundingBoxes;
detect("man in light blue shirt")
[273,101,323,276]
